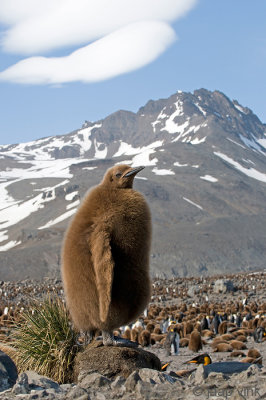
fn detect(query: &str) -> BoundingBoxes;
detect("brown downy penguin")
[188,330,202,352]
[139,329,151,347]
[61,164,151,346]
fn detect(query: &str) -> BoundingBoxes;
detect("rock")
[0,371,9,393]
[74,395,91,400]
[213,279,235,293]
[187,285,199,297]
[60,383,74,392]
[27,389,57,400]
[135,380,154,398]
[66,385,90,399]
[138,368,180,385]
[230,364,261,382]
[95,393,106,400]
[125,371,141,391]
[194,364,205,385]
[18,370,61,392]
[79,372,111,389]
[205,371,228,383]
[110,375,126,389]
[74,342,161,380]
[0,350,18,392]
[12,372,30,394]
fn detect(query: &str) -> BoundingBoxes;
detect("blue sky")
[0,0,265,145]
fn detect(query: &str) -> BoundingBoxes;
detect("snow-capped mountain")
[1,88,266,280]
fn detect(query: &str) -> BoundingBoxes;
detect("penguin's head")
[103,164,145,188]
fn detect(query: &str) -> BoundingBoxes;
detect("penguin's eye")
[115,172,122,178]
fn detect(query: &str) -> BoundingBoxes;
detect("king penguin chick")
[61,164,151,346]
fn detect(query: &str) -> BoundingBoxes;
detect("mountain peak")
[0,88,266,280]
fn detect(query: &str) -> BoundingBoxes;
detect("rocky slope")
[0,89,266,280]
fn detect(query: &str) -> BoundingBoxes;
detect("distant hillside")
[0,88,266,280]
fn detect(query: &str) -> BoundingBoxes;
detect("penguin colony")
[61,165,151,345]
[0,272,265,370]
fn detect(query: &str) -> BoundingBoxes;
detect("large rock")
[187,285,199,298]
[213,279,235,294]
[73,341,161,381]
[12,371,61,395]
[0,350,18,392]
[138,368,181,385]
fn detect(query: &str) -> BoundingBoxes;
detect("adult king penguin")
[61,164,151,346]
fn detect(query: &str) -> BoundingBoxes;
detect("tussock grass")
[12,297,79,383]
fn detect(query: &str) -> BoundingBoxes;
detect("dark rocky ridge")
[0,88,266,280]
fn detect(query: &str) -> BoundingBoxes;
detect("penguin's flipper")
[91,226,114,322]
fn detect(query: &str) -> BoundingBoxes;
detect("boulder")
[12,370,61,395]
[73,341,161,381]
[213,279,235,294]
[125,371,141,391]
[187,285,199,297]
[138,368,180,385]
[0,350,18,392]
[79,372,111,389]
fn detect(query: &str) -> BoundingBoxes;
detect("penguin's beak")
[123,166,145,177]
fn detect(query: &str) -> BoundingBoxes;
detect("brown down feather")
[61,164,152,333]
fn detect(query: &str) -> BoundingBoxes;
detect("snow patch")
[152,168,175,176]
[0,240,21,252]
[200,175,218,183]
[242,159,255,166]
[161,99,185,134]
[234,104,247,114]
[115,160,133,165]
[65,191,79,201]
[113,142,141,157]
[38,208,77,229]
[94,140,107,159]
[66,199,80,210]
[0,180,67,232]
[151,107,168,132]
[190,136,206,145]
[0,193,47,228]
[174,161,188,167]
[214,152,266,183]
[257,138,266,149]
[194,102,207,116]
[74,123,102,154]
[0,230,8,243]
[227,137,245,149]
[239,134,266,154]
[130,141,163,167]
[183,197,203,210]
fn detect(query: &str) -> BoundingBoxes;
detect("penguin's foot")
[80,330,94,346]
[102,331,138,347]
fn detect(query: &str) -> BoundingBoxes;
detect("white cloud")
[0,0,197,54]
[0,0,198,85]
[0,0,58,25]
[0,21,176,84]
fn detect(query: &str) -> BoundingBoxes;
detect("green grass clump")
[12,297,79,383]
